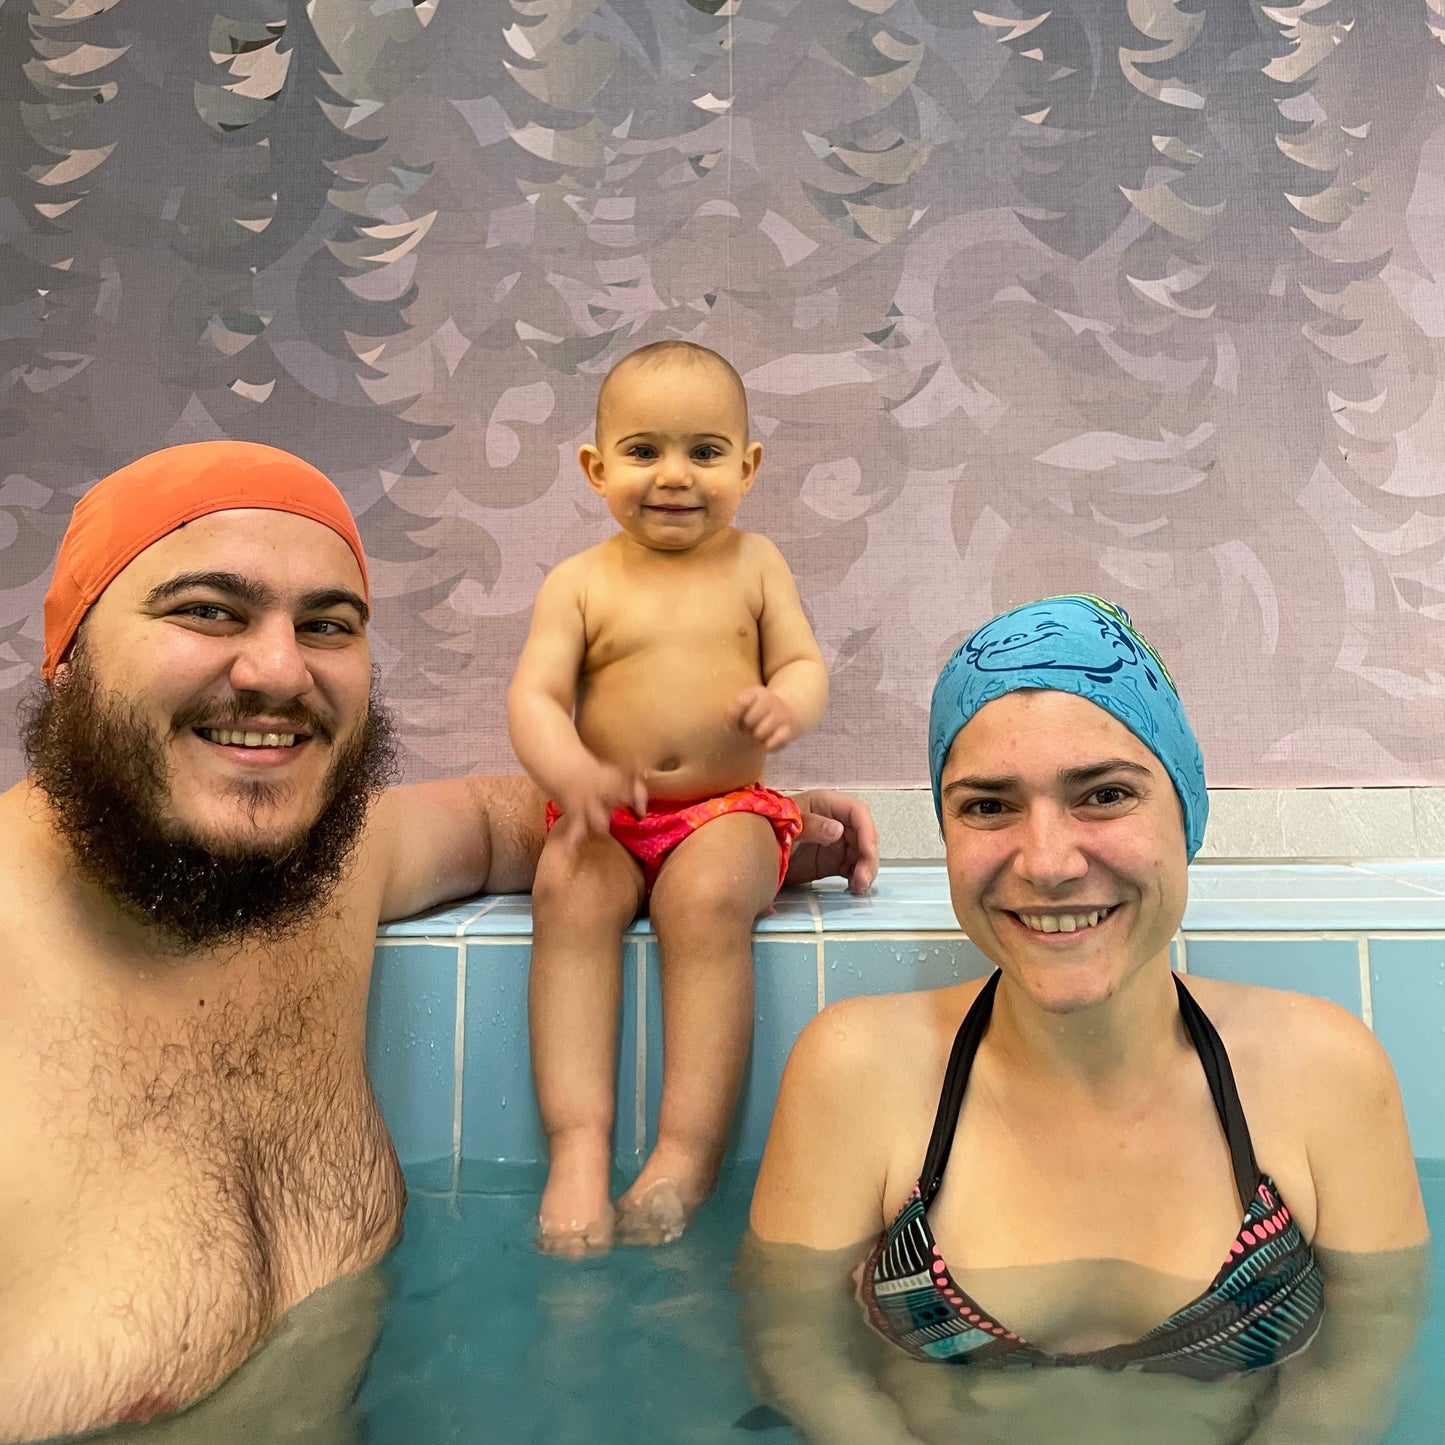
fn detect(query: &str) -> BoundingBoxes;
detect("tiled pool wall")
[368,862,1445,1189]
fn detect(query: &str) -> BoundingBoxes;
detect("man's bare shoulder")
[0,781,65,909]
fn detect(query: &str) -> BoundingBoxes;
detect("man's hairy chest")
[0,946,404,1439]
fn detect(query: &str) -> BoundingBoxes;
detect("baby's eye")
[691,444,722,461]
[627,444,657,460]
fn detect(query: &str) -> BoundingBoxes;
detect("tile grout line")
[454,895,503,937]
[634,941,647,1161]
[451,939,466,1196]
[1357,937,1374,1032]
[807,892,825,1012]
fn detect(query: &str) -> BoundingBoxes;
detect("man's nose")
[1012,803,1089,891]
[227,615,312,700]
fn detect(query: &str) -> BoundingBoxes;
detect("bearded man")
[0,441,877,1441]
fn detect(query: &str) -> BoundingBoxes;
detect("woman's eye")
[962,798,1006,818]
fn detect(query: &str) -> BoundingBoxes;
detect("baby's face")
[581,360,761,553]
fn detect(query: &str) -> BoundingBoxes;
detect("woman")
[743,596,1428,1444]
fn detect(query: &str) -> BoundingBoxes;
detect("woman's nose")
[227,616,312,700]
[1012,804,1089,890]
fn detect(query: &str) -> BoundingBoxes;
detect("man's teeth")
[202,728,298,748]
[1017,907,1113,934]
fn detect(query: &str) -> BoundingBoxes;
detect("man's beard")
[21,653,399,953]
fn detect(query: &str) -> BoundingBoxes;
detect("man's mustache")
[171,693,335,744]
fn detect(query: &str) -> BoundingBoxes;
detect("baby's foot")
[537,1134,615,1258]
[535,1204,616,1259]
[614,1180,690,1247]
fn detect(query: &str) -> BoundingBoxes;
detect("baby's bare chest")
[583,569,763,672]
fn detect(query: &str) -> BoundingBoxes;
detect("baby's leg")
[529,827,646,1256]
[617,811,782,1245]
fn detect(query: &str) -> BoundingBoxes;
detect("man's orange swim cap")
[42,440,369,680]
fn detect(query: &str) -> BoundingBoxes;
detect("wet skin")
[0,513,401,1440]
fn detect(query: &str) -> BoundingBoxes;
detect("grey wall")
[4,0,1444,788]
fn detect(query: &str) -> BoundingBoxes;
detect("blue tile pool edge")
[370,866,1445,1172]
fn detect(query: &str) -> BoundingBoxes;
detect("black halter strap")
[918,970,1261,1210]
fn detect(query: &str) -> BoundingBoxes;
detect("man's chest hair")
[33,937,369,1164]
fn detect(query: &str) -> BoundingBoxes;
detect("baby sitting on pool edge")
[508,340,829,1256]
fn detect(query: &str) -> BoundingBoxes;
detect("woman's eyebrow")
[943,760,1154,798]
[943,774,1019,797]
[1058,760,1154,786]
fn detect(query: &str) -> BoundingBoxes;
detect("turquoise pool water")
[352,1164,1445,1445]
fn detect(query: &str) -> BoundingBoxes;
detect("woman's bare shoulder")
[1181,972,1389,1098]
[787,976,987,1092]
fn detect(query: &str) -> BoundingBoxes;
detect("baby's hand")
[554,758,648,848]
[727,686,799,751]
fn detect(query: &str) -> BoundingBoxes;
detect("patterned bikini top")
[858,972,1323,1380]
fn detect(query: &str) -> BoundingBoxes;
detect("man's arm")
[371,774,546,923]
[786,789,879,895]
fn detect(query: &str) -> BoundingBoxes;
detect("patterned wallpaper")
[3,0,1445,788]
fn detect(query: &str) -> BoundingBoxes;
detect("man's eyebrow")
[144,571,270,607]
[143,572,369,625]
[299,587,370,625]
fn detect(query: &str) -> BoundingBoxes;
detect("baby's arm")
[508,559,647,840]
[727,538,828,752]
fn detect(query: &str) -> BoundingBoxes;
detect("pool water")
[353,1164,1445,1445]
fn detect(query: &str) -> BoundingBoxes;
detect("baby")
[508,341,828,1255]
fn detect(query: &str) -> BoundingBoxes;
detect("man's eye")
[300,618,351,636]
[181,603,233,622]
[1088,786,1130,807]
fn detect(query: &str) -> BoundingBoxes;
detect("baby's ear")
[739,440,763,493]
[578,444,606,494]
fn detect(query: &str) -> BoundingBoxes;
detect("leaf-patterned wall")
[3,0,1444,788]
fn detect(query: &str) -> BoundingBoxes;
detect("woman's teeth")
[1017,907,1114,934]
[201,729,297,748]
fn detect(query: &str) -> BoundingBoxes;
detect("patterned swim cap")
[928,595,1208,859]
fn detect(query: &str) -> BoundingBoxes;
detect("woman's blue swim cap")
[928,595,1208,860]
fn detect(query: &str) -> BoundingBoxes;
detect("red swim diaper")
[543,784,802,895]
